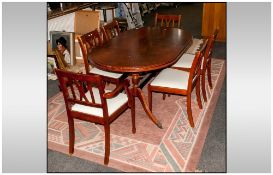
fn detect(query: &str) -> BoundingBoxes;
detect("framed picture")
[49,31,76,65]
[47,56,57,80]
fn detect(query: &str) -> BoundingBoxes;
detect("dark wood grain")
[89,27,192,73]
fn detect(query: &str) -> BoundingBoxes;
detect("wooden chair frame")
[101,19,121,42]
[148,40,207,128]
[55,69,135,165]
[154,13,182,28]
[77,29,102,74]
[77,29,126,84]
[200,28,219,101]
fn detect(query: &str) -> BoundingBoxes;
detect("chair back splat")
[77,29,102,74]
[56,69,107,118]
[78,27,125,84]
[154,13,182,28]
[101,19,121,42]
[207,28,219,59]
[188,39,208,91]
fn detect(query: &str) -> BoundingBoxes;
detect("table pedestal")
[131,73,163,129]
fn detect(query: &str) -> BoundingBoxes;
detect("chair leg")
[104,124,110,165]
[131,97,136,134]
[196,76,203,109]
[148,85,152,111]
[207,60,213,89]
[68,117,75,155]
[163,93,166,100]
[201,69,207,102]
[186,93,194,128]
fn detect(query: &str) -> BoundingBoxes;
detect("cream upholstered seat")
[172,53,206,70]
[89,67,123,79]
[72,88,128,117]
[186,38,203,54]
[172,53,195,69]
[150,68,189,90]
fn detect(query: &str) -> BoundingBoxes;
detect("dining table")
[89,26,192,129]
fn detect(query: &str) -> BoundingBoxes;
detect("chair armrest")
[103,79,130,99]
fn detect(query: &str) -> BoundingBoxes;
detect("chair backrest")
[189,39,208,86]
[154,13,182,28]
[77,29,103,74]
[54,49,69,70]
[203,28,219,66]
[101,20,121,42]
[55,68,109,117]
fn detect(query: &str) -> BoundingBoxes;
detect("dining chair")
[154,13,182,28]
[101,19,121,43]
[172,30,219,102]
[154,13,182,99]
[148,40,207,128]
[55,68,135,165]
[77,29,125,84]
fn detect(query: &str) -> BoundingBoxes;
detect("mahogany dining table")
[89,26,192,129]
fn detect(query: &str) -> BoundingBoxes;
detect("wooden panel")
[202,3,226,41]
[74,10,100,35]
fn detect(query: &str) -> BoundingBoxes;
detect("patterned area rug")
[48,58,225,172]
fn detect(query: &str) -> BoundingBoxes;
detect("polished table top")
[89,27,192,73]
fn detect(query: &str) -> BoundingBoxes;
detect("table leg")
[131,73,163,129]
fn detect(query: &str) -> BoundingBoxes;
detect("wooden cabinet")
[202,3,226,42]
[74,10,100,35]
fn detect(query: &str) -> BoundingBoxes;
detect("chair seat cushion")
[186,38,203,54]
[71,88,128,117]
[90,67,123,79]
[150,68,189,90]
[172,53,195,68]
[67,63,85,73]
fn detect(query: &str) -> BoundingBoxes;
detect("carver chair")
[55,69,135,165]
[148,40,207,128]
[172,30,219,102]
[154,13,182,28]
[101,19,121,42]
[77,29,125,84]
